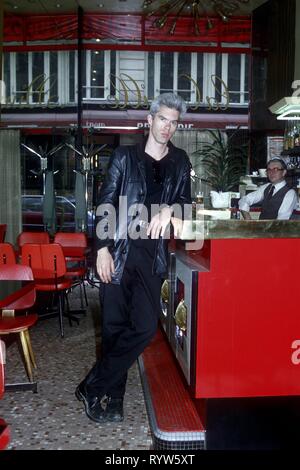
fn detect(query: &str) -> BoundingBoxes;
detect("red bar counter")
[195,237,300,398]
[140,219,300,449]
[173,219,300,399]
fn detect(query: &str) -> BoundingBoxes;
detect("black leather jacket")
[95,141,192,284]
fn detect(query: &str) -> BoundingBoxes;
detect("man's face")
[266,161,286,184]
[147,105,180,145]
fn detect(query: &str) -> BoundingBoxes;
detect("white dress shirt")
[238,181,298,220]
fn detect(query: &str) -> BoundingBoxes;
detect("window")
[83,50,112,101]
[244,54,249,104]
[2,49,249,108]
[91,51,105,98]
[3,53,10,101]
[196,53,204,103]
[69,51,76,103]
[156,52,193,101]
[146,51,249,107]
[32,52,45,103]
[16,53,29,103]
[228,54,241,103]
[160,52,174,94]
[215,53,223,103]
[49,52,58,103]
[213,52,249,106]
[5,52,60,105]
[110,50,116,98]
[147,52,155,100]
[178,53,192,102]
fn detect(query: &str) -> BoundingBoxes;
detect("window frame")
[2,49,250,108]
[146,51,249,107]
[82,50,111,102]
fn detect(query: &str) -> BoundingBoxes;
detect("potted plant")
[191,128,248,207]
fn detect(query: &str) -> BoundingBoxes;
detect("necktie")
[268,185,275,198]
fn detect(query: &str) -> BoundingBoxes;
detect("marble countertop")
[180,217,300,240]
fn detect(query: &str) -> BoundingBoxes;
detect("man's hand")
[171,217,183,238]
[147,206,172,239]
[96,247,115,283]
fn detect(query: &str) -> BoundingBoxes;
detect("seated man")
[239,157,298,220]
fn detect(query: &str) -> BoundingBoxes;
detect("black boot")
[75,381,107,423]
[105,397,124,422]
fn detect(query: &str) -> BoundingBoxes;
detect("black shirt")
[131,151,170,253]
[144,151,170,216]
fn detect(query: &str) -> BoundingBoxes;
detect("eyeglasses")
[266,167,284,173]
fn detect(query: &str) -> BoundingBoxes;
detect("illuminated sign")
[85,121,195,130]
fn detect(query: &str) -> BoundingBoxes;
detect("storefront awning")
[1,109,249,131]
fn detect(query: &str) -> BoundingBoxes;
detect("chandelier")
[142,0,250,35]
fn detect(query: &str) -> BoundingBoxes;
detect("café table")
[0,279,37,393]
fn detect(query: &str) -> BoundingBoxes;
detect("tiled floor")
[1,285,153,450]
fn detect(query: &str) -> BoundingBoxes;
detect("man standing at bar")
[239,157,297,220]
[76,93,192,423]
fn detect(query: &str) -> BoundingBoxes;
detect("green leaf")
[191,129,248,192]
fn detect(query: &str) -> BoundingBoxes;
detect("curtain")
[4,13,251,45]
[0,129,21,244]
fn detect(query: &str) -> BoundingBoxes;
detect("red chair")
[0,265,38,383]
[0,243,17,265]
[0,225,6,243]
[54,232,88,308]
[0,340,10,450]
[17,231,50,249]
[17,231,50,260]
[54,232,87,259]
[21,243,75,338]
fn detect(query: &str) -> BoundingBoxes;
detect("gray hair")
[267,157,287,170]
[150,93,187,118]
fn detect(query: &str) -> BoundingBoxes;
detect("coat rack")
[65,143,106,232]
[21,143,63,195]
[21,142,63,232]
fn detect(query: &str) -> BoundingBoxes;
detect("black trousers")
[84,243,162,398]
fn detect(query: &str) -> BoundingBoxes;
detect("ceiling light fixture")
[142,0,250,35]
[269,97,300,121]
